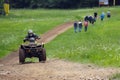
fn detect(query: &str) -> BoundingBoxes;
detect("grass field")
[0,9,73,58]
[0,7,120,68]
[46,7,120,67]
[110,73,120,80]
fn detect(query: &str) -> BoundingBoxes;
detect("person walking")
[88,15,93,24]
[4,0,9,16]
[84,15,89,21]
[91,18,95,25]
[74,21,78,33]
[100,12,105,21]
[94,12,98,21]
[78,20,83,32]
[107,10,111,18]
[84,20,88,32]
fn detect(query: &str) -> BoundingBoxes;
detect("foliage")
[0,0,4,7]
[0,0,4,14]
[9,0,99,9]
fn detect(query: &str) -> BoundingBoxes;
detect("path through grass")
[0,7,120,67]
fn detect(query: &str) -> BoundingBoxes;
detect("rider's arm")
[23,35,29,42]
[34,33,40,40]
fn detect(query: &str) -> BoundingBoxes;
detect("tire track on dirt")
[39,22,73,43]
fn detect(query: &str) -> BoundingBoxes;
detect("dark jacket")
[94,12,97,18]
[84,16,89,21]
[24,33,39,42]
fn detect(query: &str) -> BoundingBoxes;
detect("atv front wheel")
[39,48,46,62]
[19,48,25,64]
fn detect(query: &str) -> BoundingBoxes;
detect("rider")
[23,29,40,42]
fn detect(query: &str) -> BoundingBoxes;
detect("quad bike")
[19,38,46,64]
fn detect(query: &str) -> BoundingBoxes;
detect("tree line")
[1,0,120,9]
[9,0,99,9]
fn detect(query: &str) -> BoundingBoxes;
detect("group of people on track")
[73,10,111,33]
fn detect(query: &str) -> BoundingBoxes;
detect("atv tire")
[19,48,25,64]
[39,48,46,62]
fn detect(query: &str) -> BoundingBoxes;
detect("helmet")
[29,37,35,42]
[28,29,33,34]
[28,29,33,36]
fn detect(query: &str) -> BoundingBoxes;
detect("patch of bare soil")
[0,22,120,80]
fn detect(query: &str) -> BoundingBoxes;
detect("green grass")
[110,74,120,80]
[0,9,73,58]
[46,7,120,67]
[0,7,120,67]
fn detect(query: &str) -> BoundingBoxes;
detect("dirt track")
[0,22,120,80]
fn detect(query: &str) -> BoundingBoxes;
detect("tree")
[10,0,100,9]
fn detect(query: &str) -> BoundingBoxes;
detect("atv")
[19,38,46,64]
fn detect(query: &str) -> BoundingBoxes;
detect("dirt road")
[0,22,120,80]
